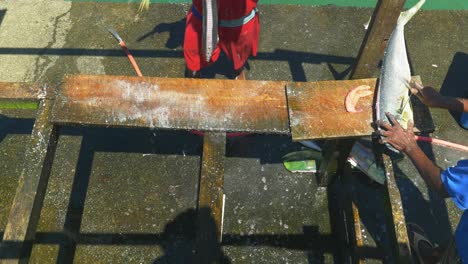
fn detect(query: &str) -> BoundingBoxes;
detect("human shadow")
[138,18,186,50]
[440,52,468,124]
[0,120,378,262]
[136,11,356,81]
[153,207,230,264]
[137,16,253,79]
[350,138,454,262]
[394,139,454,243]
[0,9,6,28]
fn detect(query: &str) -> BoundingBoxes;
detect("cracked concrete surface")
[0,0,72,82]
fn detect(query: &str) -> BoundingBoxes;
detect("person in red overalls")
[183,0,259,80]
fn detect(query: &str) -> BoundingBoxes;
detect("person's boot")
[233,68,246,80]
[184,67,201,78]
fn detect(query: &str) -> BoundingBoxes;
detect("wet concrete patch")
[0,1,72,82]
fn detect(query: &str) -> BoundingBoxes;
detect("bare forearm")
[405,146,448,197]
[435,96,467,112]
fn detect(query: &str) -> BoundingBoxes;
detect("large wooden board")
[287,78,377,140]
[52,75,289,134]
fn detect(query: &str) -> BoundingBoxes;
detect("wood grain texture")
[287,78,377,140]
[52,75,289,134]
[195,132,226,263]
[350,0,406,79]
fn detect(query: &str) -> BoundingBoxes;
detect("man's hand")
[408,80,446,108]
[377,112,418,154]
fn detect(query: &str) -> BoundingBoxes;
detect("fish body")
[202,0,218,62]
[376,0,425,152]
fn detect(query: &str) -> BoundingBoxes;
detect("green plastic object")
[282,150,322,173]
[0,101,38,110]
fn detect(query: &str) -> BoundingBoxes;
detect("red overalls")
[183,0,259,71]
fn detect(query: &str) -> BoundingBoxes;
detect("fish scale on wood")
[376,0,426,152]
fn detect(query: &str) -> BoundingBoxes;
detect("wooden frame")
[0,1,434,263]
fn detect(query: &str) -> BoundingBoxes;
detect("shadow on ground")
[0,123,341,263]
[440,52,468,123]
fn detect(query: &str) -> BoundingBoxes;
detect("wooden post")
[382,155,412,262]
[328,0,411,262]
[0,98,58,264]
[195,132,226,262]
[351,0,412,261]
[350,0,406,79]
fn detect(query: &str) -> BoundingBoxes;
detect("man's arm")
[409,80,468,112]
[377,112,449,197]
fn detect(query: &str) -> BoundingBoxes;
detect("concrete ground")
[0,0,467,263]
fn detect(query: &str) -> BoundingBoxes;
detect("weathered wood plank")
[350,0,406,79]
[52,75,289,134]
[0,82,47,101]
[382,154,412,263]
[0,98,58,263]
[288,76,432,142]
[195,132,226,262]
[287,78,377,140]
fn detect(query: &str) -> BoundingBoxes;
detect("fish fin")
[398,94,414,129]
[299,140,322,152]
[398,0,426,26]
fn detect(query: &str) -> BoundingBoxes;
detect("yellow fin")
[399,95,413,129]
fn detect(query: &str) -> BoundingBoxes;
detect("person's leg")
[233,67,246,80]
[407,223,461,264]
[438,238,462,264]
[407,223,439,263]
[184,66,202,78]
[218,15,259,80]
[183,9,220,78]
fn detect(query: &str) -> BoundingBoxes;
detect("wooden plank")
[195,132,226,262]
[0,82,47,101]
[287,78,377,140]
[350,0,406,79]
[0,98,58,263]
[382,154,412,263]
[288,76,433,142]
[52,75,289,134]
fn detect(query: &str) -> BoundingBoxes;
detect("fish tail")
[398,0,426,26]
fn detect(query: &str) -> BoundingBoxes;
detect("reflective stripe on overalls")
[191,5,258,27]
